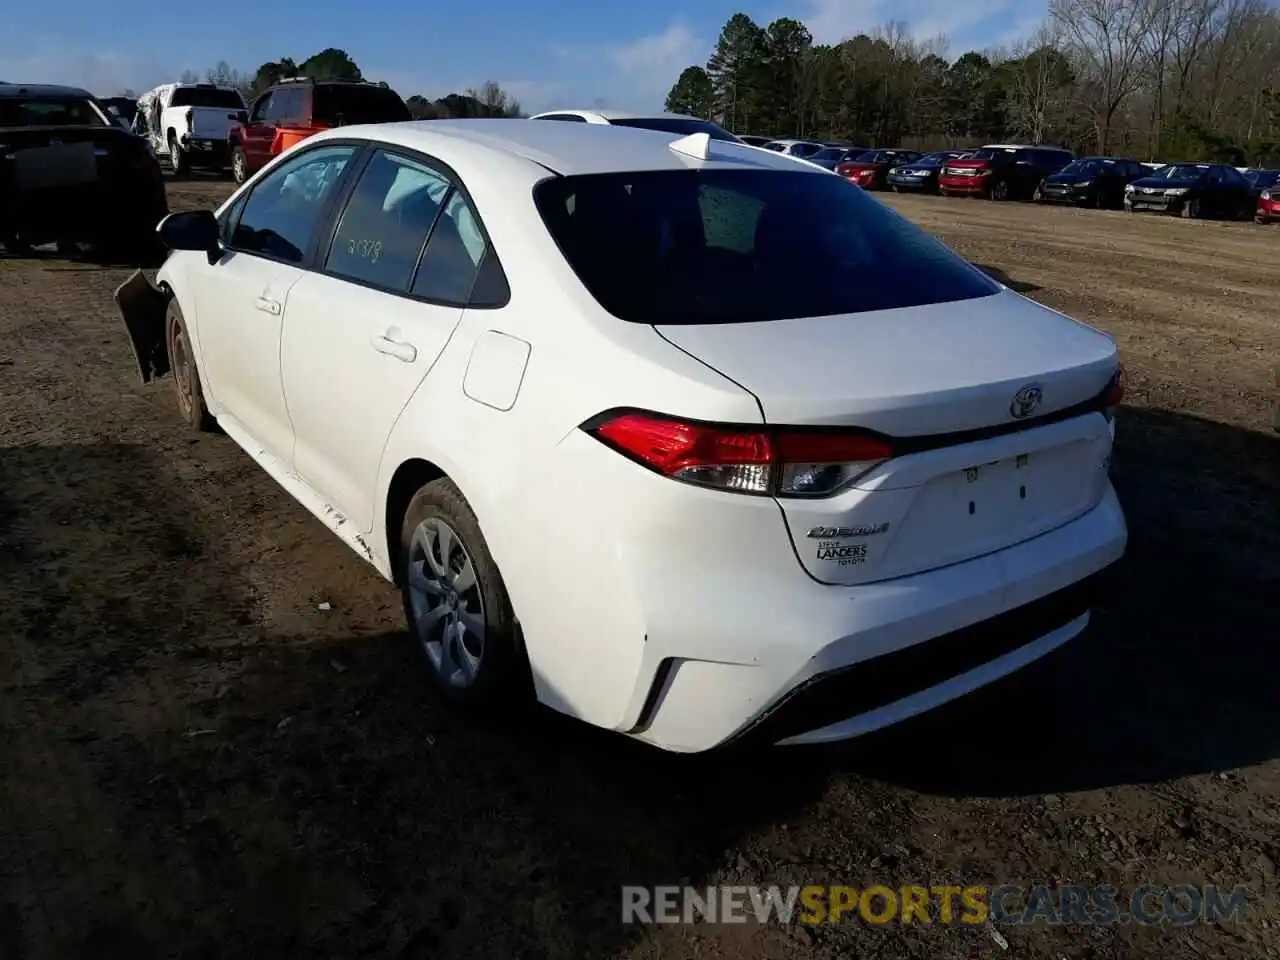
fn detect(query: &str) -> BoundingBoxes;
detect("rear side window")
[170,87,245,109]
[313,85,411,125]
[539,113,588,122]
[326,150,451,292]
[534,169,999,325]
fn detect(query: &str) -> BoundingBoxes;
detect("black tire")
[168,134,189,178]
[399,478,529,711]
[231,146,249,184]
[1181,198,1199,219]
[165,298,215,431]
[990,180,1010,201]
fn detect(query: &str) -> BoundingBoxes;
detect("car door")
[1220,166,1251,217]
[193,142,359,463]
[241,91,277,170]
[280,147,499,531]
[1202,166,1226,214]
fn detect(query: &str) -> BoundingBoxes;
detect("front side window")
[534,168,998,325]
[326,150,452,292]
[231,144,356,262]
[250,93,272,122]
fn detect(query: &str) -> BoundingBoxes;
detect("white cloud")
[551,22,705,112]
[799,0,1045,50]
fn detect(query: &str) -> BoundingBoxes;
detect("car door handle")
[254,296,281,316]
[371,334,417,363]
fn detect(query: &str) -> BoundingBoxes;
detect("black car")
[1037,156,1148,209]
[886,150,972,193]
[1123,162,1255,219]
[1,84,168,256]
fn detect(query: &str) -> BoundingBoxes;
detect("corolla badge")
[1010,383,1044,419]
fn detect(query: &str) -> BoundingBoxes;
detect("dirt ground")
[1,176,1278,960]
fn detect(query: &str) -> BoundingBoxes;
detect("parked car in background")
[1246,169,1280,223]
[115,120,1125,753]
[1037,157,1148,209]
[760,138,825,159]
[531,110,742,143]
[0,83,167,256]
[807,144,871,170]
[940,144,1074,201]
[835,149,923,190]
[886,150,972,193]
[134,82,247,176]
[1123,162,1255,219]
[230,78,411,184]
[99,96,138,129]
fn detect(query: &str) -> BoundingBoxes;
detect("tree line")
[158,48,524,119]
[665,4,1280,164]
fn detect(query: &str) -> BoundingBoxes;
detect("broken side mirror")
[158,210,221,265]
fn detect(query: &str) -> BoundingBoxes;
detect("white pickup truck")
[133,82,247,176]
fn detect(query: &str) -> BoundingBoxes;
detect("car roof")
[0,83,94,100]
[313,117,830,177]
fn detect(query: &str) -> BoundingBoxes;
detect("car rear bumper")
[1256,199,1278,222]
[628,484,1126,752]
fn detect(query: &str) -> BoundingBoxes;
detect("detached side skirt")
[115,269,170,384]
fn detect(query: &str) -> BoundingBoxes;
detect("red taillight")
[588,412,892,497]
[1104,366,1125,420]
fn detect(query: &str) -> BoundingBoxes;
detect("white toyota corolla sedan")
[116,119,1127,753]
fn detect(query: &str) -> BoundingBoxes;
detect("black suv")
[229,78,410,183]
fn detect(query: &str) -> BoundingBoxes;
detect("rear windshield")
[170,87,245,109]
[607,116,739,142]
[312,85,411,124]
[0,97,106,127]
[1246,169,1280,188]
[533,169,998,325]
[811,147,847,162]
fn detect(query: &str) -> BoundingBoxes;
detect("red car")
[1250,170,1280,223]
[835,149,921,190]
[229,77,410,183]
[939,144,1074,201]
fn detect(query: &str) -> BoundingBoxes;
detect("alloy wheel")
[406,517,486,688]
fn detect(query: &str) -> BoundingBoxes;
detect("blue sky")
[4,0,1047,113]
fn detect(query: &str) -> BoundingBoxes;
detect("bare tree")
[1051,0,1149,151]
[1004,22,1073,143]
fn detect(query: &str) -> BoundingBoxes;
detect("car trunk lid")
[655,289,1119,585]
